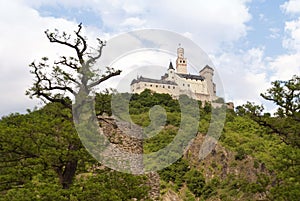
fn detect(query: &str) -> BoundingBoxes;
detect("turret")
[176,45,187,74]
[199,65,216,96]
[168,61,175,80]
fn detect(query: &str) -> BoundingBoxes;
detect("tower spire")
[168,61,174,70]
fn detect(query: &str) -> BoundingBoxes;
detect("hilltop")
[0,76,299,200]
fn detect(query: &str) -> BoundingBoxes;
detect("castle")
[130,46,217,103]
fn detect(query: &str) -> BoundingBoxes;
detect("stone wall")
[98,115,160,200]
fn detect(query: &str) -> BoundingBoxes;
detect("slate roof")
[199,65,214,73]
[161,73,168,80]
[177,73,205,81]
[131,76,177,85]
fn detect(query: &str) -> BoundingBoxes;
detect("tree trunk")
[61,160,78,189]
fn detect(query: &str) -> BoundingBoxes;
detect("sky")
[0,0,300,116]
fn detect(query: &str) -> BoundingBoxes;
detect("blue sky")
[0,0,299,116]
[245,0,286,55]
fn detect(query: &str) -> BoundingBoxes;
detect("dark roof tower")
[168,61,174,70]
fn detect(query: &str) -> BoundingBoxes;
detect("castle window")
[173,86,175,89]
[156,85,158,88]
[163,85,165,88]
[145,84,147,86]
[183,60,185,63]
[150,84,152,87]
[188,84,190,87]
[183,84,185,86]
[168,86,170,89]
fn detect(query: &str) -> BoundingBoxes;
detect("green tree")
[0,104,150,200]
[238,75,300,147]
[237,75,300,200]
[261,75,299,119]
[0,103,93,192]
[95,90,112,116]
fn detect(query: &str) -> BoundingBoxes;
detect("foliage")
[261,75,299,118]
[158,158,190,190]
[0,103,89,190]
[234,75,300,200]
[0,168,149,201]
[70,169,149,201]
[95,90,112,116]
[1,73,300,200]
[184,169,205,197]
[234,147,246,160]
[0,103,150,200]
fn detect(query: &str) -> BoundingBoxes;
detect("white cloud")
[211,47,270,104]
[281,0,300,14]
[121,17,146,28]
[23,0,252,53]
[211,42,300,112]
[122,2,144,15]
[283,17,300,51]
[96,50,173,93]
[269,53,300,81]
[0,1,100,116]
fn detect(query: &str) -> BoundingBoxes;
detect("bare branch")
[60,70,80,86]
[86,38,106,67]
[28,23,121,110]
[45,23,86,66]
[33,90,71,109]
[88,69,121,89]
[45,29,77,50]
[32,62,75,95]
[54,56,80,70]
[75,23,87,55]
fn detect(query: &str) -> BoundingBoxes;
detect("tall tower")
[199,65,216,97]
[176,45,187,74]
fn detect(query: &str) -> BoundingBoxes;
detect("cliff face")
[185,134,269,183]
[181,133,271,200]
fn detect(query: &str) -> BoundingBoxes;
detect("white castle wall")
[130,46,217,103]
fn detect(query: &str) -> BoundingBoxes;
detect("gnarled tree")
[26,23,121,109]
[25,23,121,189]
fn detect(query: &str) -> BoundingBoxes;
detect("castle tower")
[199,65,216,97]
[176,45,187,74]
[168,61,175,80]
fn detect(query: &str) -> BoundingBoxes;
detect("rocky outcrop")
[184,133,271,200]
[146,172,160,200]
[161,190,182,201]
